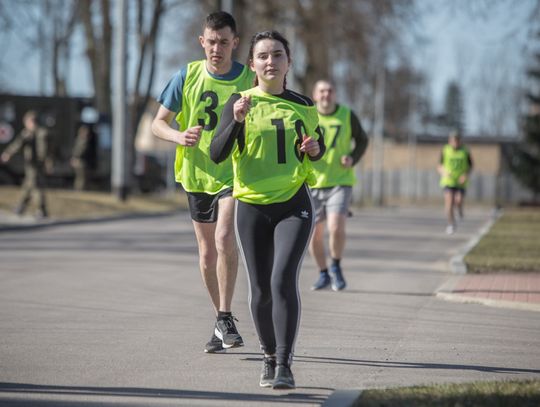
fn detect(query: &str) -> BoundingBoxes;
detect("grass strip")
[355,379,540,407]
[464,208,540,273]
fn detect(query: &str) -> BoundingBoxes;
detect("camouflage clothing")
[4,126,50,216]
[71,126,91,190]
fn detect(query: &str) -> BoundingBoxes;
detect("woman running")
[210,30,325,390]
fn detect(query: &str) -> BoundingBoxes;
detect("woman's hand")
[233,96,251,122]
[300,135,320,157]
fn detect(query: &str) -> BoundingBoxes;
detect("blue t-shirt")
[157,61,247,113]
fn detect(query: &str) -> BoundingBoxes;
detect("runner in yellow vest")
[151,11,254,353]
[437,130,473,234]
[211,30,325,390]
[309,79,368,291]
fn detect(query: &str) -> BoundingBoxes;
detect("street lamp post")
[372,60,385,206]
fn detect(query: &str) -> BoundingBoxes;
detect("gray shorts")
[310,186,352,223]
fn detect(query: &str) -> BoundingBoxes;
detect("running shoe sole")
[214,328,244,349]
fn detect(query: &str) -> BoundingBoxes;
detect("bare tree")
[130,0,166,142]
[385,65,428,140]
[51,2,79,96]
[80,0,112,118]
[80,0,173,145]
[163,0,423,140]
[0,0,79,96]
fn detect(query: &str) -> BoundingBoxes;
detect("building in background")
[356,135,533,206]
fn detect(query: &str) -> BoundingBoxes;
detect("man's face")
[199,26,238,71]
[313,81,336,111]
[449,136,461,148]
[24,115,37,131]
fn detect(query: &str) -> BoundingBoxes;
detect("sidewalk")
[434,210,540,313]
[437,272,540,312]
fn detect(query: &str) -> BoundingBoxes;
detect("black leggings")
[235,185,314,366]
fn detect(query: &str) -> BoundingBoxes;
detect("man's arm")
[349,111,368,165]
[151,66,201,147]
[0,133,24,163]
[151,105,201,147]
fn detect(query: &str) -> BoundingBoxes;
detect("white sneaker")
[445,224,455,235]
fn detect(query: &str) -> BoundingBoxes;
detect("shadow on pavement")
[0,382,327,406]
[292,355,540,374]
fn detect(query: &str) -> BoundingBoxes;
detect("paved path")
[1,206,539,406]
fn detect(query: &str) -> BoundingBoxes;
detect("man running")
[309,79,368,291]
[151,11,254,353]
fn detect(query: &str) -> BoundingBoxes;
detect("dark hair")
[204,11,237,35]
[247,30,291,88]
[23,110,37,122]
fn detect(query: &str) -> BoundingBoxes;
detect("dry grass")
[464,208,540,273]
[355,379,540,407]
[0,186,187,220]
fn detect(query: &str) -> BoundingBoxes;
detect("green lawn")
[464,208,540,273]
[355,379,540,407]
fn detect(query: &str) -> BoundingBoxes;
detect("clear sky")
[0,0,537,135]
[415,0,537,135]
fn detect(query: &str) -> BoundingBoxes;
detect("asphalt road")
[1,205,539,406]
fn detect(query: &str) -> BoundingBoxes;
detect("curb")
[436,291,540,312]
[449,208,502,274]
[0,210,182,233]
[437,208,540,312]
[322,389,362,407]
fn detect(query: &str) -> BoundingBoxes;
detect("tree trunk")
[80,0,112,117]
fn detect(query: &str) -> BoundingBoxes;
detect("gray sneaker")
[215,315,244,348]
[204,329,225,353]
[273,364,295,390]
[259,356,276,387]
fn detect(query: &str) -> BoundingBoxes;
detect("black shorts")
[443,186,466,195]
[187,188,233,223]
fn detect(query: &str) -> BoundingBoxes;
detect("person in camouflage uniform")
[1,110,51,217]
[70,124,92,191]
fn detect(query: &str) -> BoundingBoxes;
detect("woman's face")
[250,38,289,86]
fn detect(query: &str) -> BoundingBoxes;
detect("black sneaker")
[273,364,295,390]
[204,329,225,353]
[215,315,244,348]
[329,264,346,291]
[311,271,331,290]
[259,356,276,388]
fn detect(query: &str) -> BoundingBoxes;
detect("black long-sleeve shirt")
[348,109,369,165]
